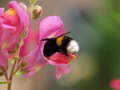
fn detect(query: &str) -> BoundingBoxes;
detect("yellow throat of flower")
[4,8,16,16]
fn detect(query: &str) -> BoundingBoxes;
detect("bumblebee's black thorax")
[43,36,73,57]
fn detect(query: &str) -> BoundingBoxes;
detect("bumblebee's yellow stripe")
[56,36,64,46]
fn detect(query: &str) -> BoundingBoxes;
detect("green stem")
[7,82,11,90]
[5,73,8,81]
[6,24,29,90]
[7,60,17,90]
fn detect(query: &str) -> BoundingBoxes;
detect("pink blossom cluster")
[0,1,78,79]
[0,1,29,76]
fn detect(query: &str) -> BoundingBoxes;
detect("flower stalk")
[6,1,37,89]
[7,37,25,90]
[7,60,17,90]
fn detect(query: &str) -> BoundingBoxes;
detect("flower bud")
[0,66,6,76]
[19,3,27,11]
[32,5,42,19]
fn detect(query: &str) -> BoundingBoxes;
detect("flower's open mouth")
[44,50,77,61]
[46,51,77,65]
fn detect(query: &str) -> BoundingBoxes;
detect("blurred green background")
[0,0,120,90]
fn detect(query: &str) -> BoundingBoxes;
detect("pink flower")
[22,16,76,79]
[0,1,29,52]
[0,35,7,76]
[0,49,7,76]
[49,52,74,79]
[110,78,120,90]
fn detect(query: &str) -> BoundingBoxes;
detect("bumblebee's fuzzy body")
[43,32,79,58]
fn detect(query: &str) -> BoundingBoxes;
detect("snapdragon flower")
[22,16,77,79]
[0,1,29,52]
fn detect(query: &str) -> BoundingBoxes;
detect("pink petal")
[56,66,63,79]
[0,51,7,68]
[56,64,70,79]
[23,46,47,77]
[24,70,37,77]
[0,23,19,51]
[39,16,64,40]
[110,78,120,90]
[49,52,74,65]
[8,1,29,27]
[0,8,4,16]
[0,31,7,69]
[0,45,7,69]
[54,28,66,37]
[1,23,16,32]
[39,16,65,58]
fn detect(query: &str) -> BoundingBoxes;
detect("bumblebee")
[42,32,79,58]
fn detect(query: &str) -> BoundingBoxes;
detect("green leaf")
[21,62,28,68]
[0,72,4,77]
[30,0,38,5]
[0,66,6,72]
[20,29,28,39]
[14,69,24,76]
[8,51,16,54]
[0,65,6,76]
[14,69,29,76]
[10,59,14,64]
[0,82,9,84]
[13,56,20,60]
[0,66,6,77]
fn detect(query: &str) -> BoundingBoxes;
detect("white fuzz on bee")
[67,40,79,54]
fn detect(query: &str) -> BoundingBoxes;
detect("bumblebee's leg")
[59,48,70,59]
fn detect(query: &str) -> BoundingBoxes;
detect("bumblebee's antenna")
[41,31,71,41]
[37,38,51,45]
[41,38,51,41]
[57,31,71,38]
